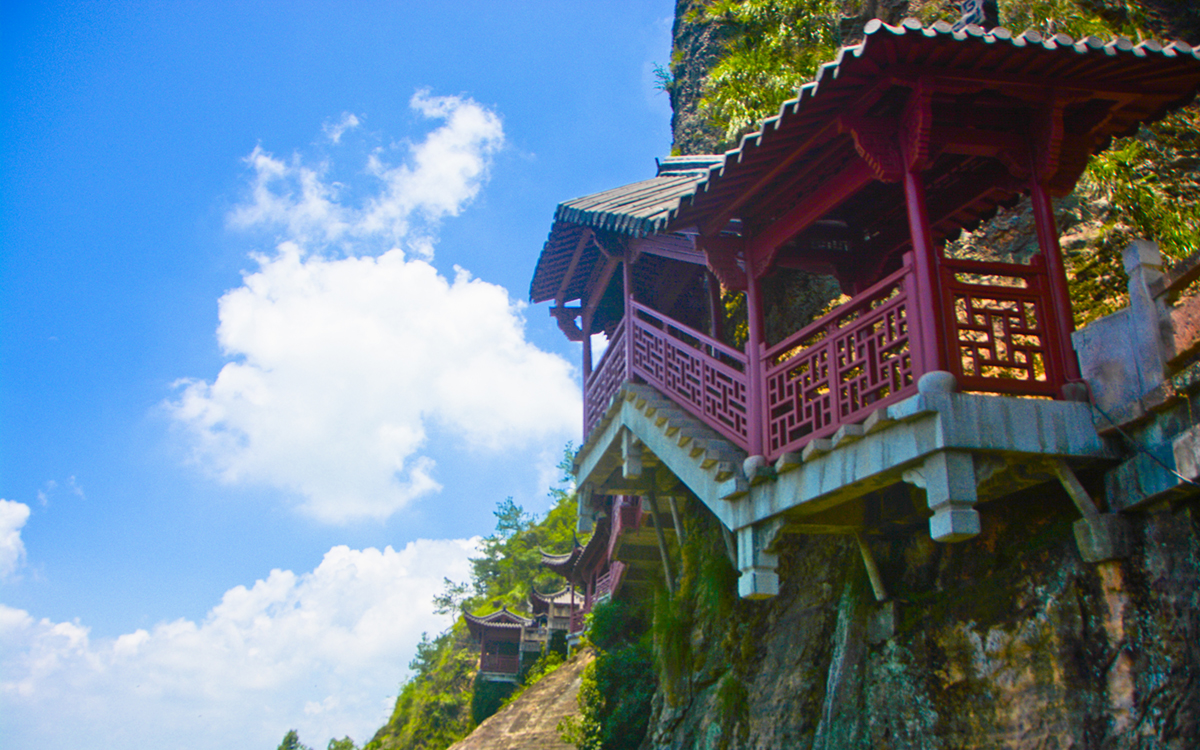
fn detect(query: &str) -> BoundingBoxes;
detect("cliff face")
[646,490,1200,748]
[637,3,1200,749]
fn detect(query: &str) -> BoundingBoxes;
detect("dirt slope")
[447,649,594,750]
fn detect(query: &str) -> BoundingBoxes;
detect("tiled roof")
[668,18,1200,228]
[463,606,534,636]
[529,587,583,608]
[529,157,722,304]
[552,156,725,238]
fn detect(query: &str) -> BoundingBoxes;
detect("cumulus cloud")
[0,500,29,580]
[170,93,578,522]
[228,90,503,255]
[0,538,478,749]
[169,244,577,522]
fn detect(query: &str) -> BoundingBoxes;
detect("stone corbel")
[736,518,786,599]
[1052,459,1130,563]
[903,450,982,542]
[577,482,596,534]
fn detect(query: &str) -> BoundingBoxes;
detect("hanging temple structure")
[468,18,1200,668]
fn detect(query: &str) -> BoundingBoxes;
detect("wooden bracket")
[842,116,904,182]
[698,234,747,292]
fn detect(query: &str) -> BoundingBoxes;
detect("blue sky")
[0,2,675,747]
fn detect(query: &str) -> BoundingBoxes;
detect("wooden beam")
[581,254,620,331]
[646,485,676,596]
[555,229,594,307]
[700,118,843,237]
[746,159,874,278]
[886,64,1180,102]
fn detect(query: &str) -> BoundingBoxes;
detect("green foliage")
[467,448,581,611]
[565,600,655,750]
[557,662,603,750]
[365,446,585,750]
[1083,108,1200,264]
[497,649,567,713]
[998,0,1144,38]
[277,729,311,750]
[470,677,517,726]
[327,738,358,750]
[715,673,750,749]
[699,0,841,146]
[364,623,477,750]
[430,578,470,617]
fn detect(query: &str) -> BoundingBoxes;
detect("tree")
[431,578,471,616]
[327,737,357,750]
[277,729,311,750]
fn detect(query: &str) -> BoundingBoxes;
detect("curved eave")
[664,18,1200,231]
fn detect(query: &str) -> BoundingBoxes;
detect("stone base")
[738,568,780,599]
[929,507,981,542]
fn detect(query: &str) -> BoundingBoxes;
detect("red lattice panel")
[763,264,917,457]
[584,321,628,438]
[940,256,1062,396]
[628,301,750,450]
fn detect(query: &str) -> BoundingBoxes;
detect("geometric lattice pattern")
[584,323,629,438]
[629,301,750,450]
[581,255,1068,457]
[941,256,1060,393]
[763,266,915,456]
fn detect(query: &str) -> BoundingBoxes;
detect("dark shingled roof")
[463,607,534,638]
[530,18,1200,305]
[669,18,1200,229]
[553,156,725,238]
[529,158,721,304]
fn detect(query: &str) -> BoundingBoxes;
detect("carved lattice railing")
[480,653,519,674]
[584,322,628,437]
[628,300,751,450]
[940,254,1062,395]
[581,253,1069,458]
[762,258,917,457]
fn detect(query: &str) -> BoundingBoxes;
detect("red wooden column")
[903,165,949,375]
[744,272,766,457]
[622,250,634,382]
[581,313,593,379]
[1029,178,1082,383]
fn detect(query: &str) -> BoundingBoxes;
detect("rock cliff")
[630,2,1200,749]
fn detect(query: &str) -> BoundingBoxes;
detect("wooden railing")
[480,653,519,674]
[582,253,1068,460]
[763,259,917,457]
[629,300,750,450]
[939,254,1062,395]
[584,322,628,437]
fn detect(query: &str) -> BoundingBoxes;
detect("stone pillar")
[1124,240,1172,392]
[736,521,781,599]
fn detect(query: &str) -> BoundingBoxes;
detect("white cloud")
[0,538,478,750]
[228,90,503,255]
[171,94,578,522]
[169,244,578,522]
[0,500,29,580]
[322,112,361,144]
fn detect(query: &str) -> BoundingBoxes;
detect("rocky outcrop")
[446,650,594,750]
[646,489,1200,749]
